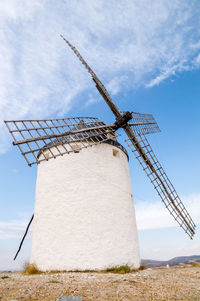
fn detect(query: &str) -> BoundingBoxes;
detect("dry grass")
[106,265,131,273]
[106,264,147,274]
[192,262,200,267]
[139,263,147,270]
[1,275,9,279]
[48,269,67,274]
[21,262,146,275]
[22,263,43,275]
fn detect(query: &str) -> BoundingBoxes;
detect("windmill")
[5,36,195,271]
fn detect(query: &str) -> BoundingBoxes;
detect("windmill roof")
[41,120,128,159]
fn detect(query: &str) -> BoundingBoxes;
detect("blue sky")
[0,0,200,270]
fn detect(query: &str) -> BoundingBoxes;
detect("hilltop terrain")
[142,255,200,267]
[0,265,200,301]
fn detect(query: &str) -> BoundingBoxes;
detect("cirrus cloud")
[135,194,200,230]
[1,0,200,153]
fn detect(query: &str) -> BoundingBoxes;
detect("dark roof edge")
[39,138,129,160]
[104,139,129,160]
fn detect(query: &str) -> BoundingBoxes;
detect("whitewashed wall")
[30,142,140,271]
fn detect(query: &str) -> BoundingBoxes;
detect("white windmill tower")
[31,123,140,271]
[5,36,195,271]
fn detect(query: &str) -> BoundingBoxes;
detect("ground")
[0,266,200,301]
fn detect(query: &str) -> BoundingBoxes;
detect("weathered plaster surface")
[31,143,140,271]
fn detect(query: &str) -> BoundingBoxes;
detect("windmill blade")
[61,38,159,137]
[5,117,119,166]
[124,111,161,136]
[61,36,195,238]
[61,35,122,119]
[126,133,196,239]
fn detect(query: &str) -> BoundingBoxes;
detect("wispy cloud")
[0,219,31,239]
[135,194,200,230]
[194,53,200,65]
[1,0,200,152]
[141,241,200,261]
[145,60,188,88]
